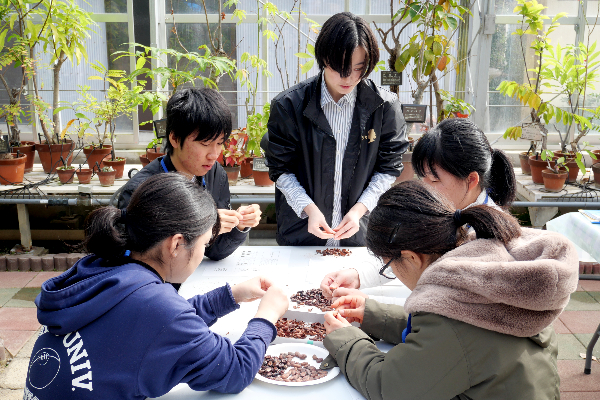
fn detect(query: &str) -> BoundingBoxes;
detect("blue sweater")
[25,255,276,399]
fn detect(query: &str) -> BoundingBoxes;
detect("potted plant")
[221,131,247,186]
[56,165,76,184]
[245,103,274,186]
[592,162,600,188]
[541,151,569,192]
[72,61,165,172]
[0,150,27,186]
[146,138,165,162]
[97,166,116,187]
[76,166,93,184]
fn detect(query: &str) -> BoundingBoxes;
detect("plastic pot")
[146,148,165,161]
[12,141,35,173]
[103,158,126,179]
[35,141,75,173]
[240,157,254,178]
[76,168,93,184]
[542,169,567,192]
[518,152,531,175]
[528,156,550,184]
[97,170,116,186]
[224,165,241,186]
[139,154,150,167]
[57,168,76,184]
[593,163,600,188]
[0,153,27,185]
[83,145,112,172]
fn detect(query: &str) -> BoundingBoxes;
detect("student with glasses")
[320,180,578,399]
[320,118,516,304]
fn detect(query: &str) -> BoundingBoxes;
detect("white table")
[151,246,411,400]
[546,212,600,263]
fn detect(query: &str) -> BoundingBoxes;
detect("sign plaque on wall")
[401,104,428,123]
[381,71,403,86]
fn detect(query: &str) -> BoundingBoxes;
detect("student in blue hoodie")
[25,173,289,400]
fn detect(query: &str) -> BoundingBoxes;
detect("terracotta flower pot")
[83,145,112,172]
[554,151,576,159]
[542,169,568,192]
[57,168,76,184]
[518,152,532,175]
[528,156,550,184]
[240,157,254,178]
[35,141,75,173]
[139,154,150,167]
[564,159,580,183]
[12,141,35,173]
[76,168,93,184]
[591,150,600,165]
[223,165,241,185]
[0,153,26,185]
[146,148,165,161]
[252,170,274,186]
[103,158,126,179]
[97,170,116,187]
[592,163,600,188]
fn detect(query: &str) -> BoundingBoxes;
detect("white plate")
[255,343,339,387]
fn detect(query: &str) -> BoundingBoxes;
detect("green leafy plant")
[57,165,75,170]
[147,138,163,149]
[67,61,166,160]
[246,102,270,157]
[438,89,475,119]
[100,166,114,173]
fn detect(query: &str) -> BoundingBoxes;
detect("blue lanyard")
[401,314,412,343]
[160,158,205,187]
[483,189,490,205]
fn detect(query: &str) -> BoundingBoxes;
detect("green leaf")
[53,106,70,115]
[295,52,313,59]
[75,113,87,119]
[307,43,315,56]
[136,57,146,71]
[301,59,314,74]
[446,17,458,31]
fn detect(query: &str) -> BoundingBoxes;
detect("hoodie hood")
[404,228,579,337]
[36,255,163,335]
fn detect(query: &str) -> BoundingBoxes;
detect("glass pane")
[166,23,238,128]
[104,0,127,13]
[168,0,231,14]
[349,0,367,14]
[496,0,580,16]
[488,23,576,134]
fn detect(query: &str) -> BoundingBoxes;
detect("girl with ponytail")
[26,173,288,399]
[321,181,578,399]
[320,118,517,303]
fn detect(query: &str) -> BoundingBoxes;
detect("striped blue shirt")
[276,74,396,246]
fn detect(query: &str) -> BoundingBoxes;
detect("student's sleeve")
[186,284,240,327]
[324,312,469,400]
[374,98,409,176]
[204,171,248,261]
[138,311,276,396]
[262,99,300,183]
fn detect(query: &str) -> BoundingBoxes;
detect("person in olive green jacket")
[322,181,579,400]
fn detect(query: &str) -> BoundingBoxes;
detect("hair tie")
[453,209,463,226]
[119,209,127,224]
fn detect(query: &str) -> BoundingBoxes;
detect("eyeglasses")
[379,257,396,280]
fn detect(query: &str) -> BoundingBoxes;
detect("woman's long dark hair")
[366,181,521,261]
[412,118,516,208]
[83,173,219,262]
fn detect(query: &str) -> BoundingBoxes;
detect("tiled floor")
[0,271,599,397]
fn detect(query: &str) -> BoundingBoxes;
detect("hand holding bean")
[324,311,351,334]
[331,295,366,324]
[231,276,273,303]
[320,269,360,299]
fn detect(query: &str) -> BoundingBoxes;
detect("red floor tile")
[0,329,36,357]
[558,360,600,392]
[0,307,40,331]
[554,318,571,334]
[559,311,600,334]
[561,393,600,399]
[25,272,61,288]
[0,272,37,289]
[579,280,600,292]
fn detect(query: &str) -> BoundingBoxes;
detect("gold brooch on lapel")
[368,129,376,143]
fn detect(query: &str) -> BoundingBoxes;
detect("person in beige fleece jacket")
[320,119,517,304]
[321,180,579,400]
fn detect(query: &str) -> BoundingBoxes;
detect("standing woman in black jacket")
[262,12,409,247]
